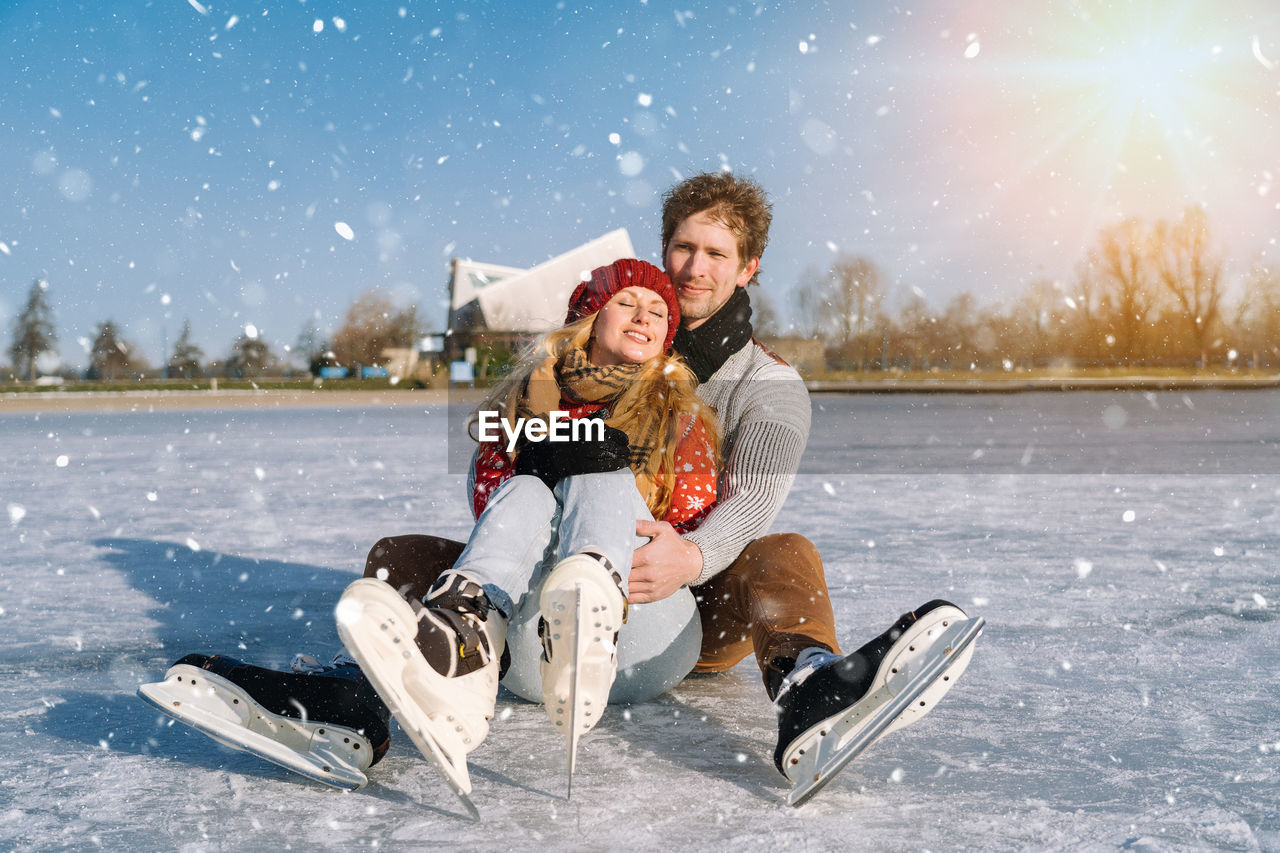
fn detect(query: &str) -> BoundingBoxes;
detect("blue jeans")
[454,470,701,704]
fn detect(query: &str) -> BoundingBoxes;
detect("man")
[139,173,978,802]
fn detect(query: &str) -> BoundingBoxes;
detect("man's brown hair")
[661,172,772,286]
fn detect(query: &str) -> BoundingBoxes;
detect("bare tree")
[827,256,886,370]
[750,287,782,339]
[891,290,939,370]
[771,213,1278,373]
[331,290,420,367]
[9,278,58,381]
[791,266,827,339]
[1152,206,1225,366]
[999,279,1053,367]
[1234,262,1280,367]
[1091,218,1159,363]
[794,256,887,370]
[1062,259,1107,364]
[936,291,979,369]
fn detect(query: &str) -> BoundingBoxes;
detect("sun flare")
[933,0,1277,256]
[1067,9,1224,168]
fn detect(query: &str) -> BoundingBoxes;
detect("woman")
[336,258,719,792]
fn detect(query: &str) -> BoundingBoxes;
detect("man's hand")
[629,520,702,604]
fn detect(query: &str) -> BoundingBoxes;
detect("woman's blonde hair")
[471,315,720,520]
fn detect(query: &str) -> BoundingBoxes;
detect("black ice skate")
[137,653,390,790]
[773,600,983,807]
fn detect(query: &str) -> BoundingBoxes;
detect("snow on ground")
[2,391,1278,851]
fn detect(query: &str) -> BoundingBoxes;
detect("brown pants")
[363,531,840,699]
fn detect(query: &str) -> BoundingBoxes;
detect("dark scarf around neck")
[672,286,753,382]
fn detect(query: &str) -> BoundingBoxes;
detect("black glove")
[513,423,631,489]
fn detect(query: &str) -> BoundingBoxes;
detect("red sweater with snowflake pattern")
[471,400,717,531]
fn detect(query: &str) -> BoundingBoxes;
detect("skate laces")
[290,651,360,675]
[774,648,843,703]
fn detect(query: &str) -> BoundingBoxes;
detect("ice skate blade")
[334,578,479,806]
[786,615,984,807]
[568,583,584,795]
[539,555,622,796]
[138,665,370,790]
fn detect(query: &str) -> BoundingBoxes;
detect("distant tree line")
[7,206,1279,382]
[787,206,1280,372]
[3,284,421,382]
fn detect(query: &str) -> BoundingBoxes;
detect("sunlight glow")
[1078,20,1217,161]
[931,1,1275,262]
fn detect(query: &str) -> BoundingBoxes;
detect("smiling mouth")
[624,330,652,343]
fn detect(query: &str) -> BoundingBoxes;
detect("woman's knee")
[487,474,557,517]
[363,535,464,597]
[556,467,635,498]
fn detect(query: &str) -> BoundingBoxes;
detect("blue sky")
[4,0,1279,370]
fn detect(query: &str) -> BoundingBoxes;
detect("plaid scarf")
[503,346,659,471]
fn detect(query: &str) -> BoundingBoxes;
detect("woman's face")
[588,286,670,367]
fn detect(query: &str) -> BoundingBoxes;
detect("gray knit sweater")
[683,340,811,585]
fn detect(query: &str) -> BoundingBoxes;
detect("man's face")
[663,210,759,330]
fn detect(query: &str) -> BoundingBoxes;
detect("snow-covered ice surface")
[2,391,1278,851]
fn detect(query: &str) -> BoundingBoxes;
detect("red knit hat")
[564,258,681,351]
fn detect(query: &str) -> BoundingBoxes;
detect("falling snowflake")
[1253,35,1276,70]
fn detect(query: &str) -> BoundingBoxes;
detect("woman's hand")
[513,424,630,488]
[628,520,702,603]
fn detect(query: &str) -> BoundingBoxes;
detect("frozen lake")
[2,390,1278,851]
